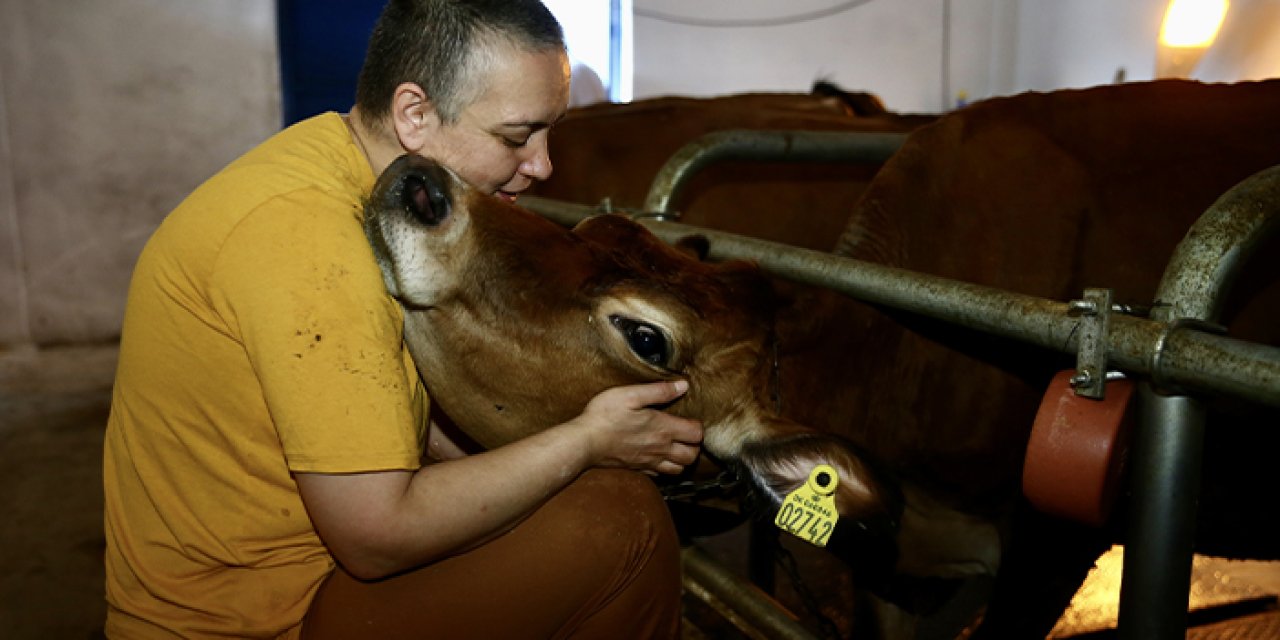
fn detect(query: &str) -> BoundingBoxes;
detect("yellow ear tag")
[773,464,840,547]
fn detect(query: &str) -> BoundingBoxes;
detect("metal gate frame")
[522,130,1280,638]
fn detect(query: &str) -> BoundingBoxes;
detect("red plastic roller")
[1023,370,1135,527]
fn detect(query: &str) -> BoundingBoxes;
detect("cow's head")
[364,154,900,544]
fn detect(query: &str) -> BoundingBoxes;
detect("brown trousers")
[300,469,682,639]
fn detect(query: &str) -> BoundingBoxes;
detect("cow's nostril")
[401,173,450,227]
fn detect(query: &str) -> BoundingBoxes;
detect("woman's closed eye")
[495,127,534,148]
[501,135,530,148]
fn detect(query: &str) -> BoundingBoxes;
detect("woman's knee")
[547,470,683,638]
[551,469,678,554]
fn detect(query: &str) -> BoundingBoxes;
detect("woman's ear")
[390,82,439,153]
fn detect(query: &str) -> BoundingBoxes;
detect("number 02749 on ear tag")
[773,464,840,547]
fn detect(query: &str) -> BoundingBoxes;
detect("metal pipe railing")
[520,192,1280,408]
[1117,164,1280,639]
[681,545,820,640]
[524,137,1280,638]
[641,130,909,215]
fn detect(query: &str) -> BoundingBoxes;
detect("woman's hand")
[567,380,704,475]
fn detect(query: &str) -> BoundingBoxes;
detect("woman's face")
[420,45,570,202]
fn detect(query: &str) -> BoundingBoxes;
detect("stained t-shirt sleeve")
[211,188,424,473]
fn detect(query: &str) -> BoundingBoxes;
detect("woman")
[103,1,701,637]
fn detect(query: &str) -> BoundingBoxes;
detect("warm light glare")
[1159,0,1229,48]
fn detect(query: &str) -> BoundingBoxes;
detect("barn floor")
[2,345,1278,639]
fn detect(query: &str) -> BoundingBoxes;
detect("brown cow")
[366,153,1017,638]
[800,78,1280,638]
[361,154,900,545]
[527,80,1280,638]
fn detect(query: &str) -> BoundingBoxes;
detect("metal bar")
[1117,164,1280,638]
[681,545,820,640]
[1118,392,1206,639]
[520,195,1280,408]
[641,130,909,214]
[1153,163,1280,323]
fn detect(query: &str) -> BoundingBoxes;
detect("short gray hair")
[355,0,565,128]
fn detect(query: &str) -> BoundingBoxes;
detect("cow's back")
[533,92,934,252]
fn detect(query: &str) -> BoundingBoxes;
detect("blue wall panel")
[277,1,383,126]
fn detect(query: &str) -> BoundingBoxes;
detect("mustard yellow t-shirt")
[103,113,429,639]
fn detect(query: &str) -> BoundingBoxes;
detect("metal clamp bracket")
[1068,288,1115,399]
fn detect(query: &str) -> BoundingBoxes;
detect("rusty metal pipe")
[1117,164,1280,639]
[1152,164,1280,322]
[681,545,820,640]
[520,194,1280,408]
[641,130,908,215]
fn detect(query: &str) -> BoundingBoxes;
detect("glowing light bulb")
[1159,0,1229,48]
[1155,0,1229,78]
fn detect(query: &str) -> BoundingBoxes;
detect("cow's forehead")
[572,215,665,252]
[573,216,718,286]
[567,216,778,329]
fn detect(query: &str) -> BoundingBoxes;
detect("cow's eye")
[609,315,670,366]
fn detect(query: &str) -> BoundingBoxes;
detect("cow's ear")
[674,235,710,261]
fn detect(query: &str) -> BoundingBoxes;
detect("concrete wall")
[632,0,1280,112]
[1,0,1276,349]
[0,0,279,347]
[633,0,954,111]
